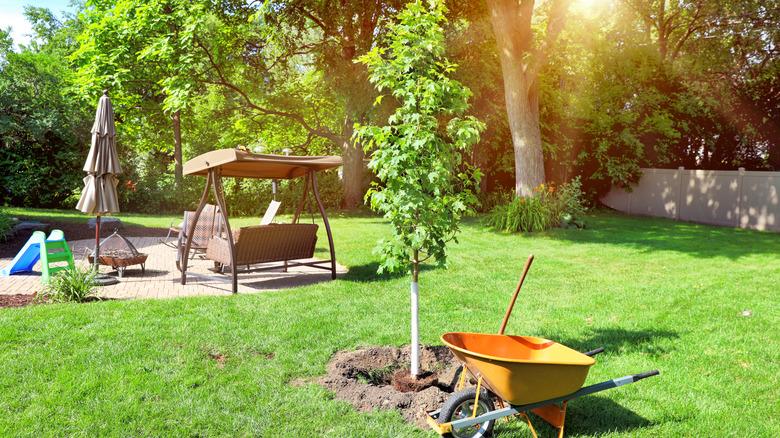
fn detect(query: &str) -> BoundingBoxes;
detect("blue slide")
[0,230,55,276]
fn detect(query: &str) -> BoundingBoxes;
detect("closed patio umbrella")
[76,90,121,285]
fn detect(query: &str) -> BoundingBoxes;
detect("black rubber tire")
[438,387,496,438]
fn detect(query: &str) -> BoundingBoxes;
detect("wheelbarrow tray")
[442,332,595,405]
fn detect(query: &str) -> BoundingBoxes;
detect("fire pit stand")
[87,231,148,278]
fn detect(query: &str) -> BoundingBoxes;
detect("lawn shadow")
[548,209,780,260]
[341,262,440,283]
[104,268,168,278]
[557,395,654,436]
[538,327,679,357]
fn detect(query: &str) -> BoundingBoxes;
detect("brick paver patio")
[0,236,347,299]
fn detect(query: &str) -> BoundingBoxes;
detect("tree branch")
[525,0,570,91]
[195,37,342,145]
[669,0,705,61]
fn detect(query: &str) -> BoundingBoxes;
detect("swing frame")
[179,148,342,293]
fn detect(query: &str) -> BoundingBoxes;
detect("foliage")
[355,0,483,274]
[40,267,97,303]
[477,189,513,213]
[222,171,343,217]
[0,21,90,207]
[1,0,778,211]
[0,208,13,241]
[487,194,555,233]
[487,178,587,233]
[538,0,780,199]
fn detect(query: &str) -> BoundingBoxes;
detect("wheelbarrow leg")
[518,412,539,438]
[530,401,567,438]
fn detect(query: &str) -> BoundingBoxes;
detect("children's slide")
[0,230,64,276]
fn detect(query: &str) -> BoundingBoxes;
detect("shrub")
[553,177,587,228]
[487,177,587,232]
[41,267,97,303]
[486,195,555,232]
[477,189,513,213]
[0,209,13,241]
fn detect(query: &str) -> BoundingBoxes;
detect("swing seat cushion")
[206,223,318,267]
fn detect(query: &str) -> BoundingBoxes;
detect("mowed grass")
[1,209,778,436]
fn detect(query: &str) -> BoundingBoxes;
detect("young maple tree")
[355,0,484,377]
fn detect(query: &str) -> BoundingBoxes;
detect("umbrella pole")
[94,214,101,272]
[93,214,119,286]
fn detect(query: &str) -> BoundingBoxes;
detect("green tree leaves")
[355,0,483,274]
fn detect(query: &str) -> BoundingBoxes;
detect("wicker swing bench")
[206,223,322,273]
[180,148,342,293]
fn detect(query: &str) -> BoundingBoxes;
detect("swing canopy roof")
[183,148,342,179]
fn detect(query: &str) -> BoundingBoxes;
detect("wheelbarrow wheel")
[439,387,495,438]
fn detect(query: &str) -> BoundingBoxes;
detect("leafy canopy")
[355,0,484,274]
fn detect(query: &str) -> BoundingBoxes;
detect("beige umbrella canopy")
[76,91,121,281]
[76,90,121,214]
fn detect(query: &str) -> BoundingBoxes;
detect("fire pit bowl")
[87,231,147,278]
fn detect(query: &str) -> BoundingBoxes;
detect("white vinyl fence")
[601,167,780,232]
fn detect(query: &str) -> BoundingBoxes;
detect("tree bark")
[172,110,183,191]
[341,112,366,209]
[487,0,548,197]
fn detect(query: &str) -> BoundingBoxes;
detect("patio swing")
[180,148,342,293]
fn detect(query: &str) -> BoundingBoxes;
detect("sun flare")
[571,0,613,17]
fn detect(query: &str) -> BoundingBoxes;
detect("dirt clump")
[319,345,461,428]
[392,369,438,393]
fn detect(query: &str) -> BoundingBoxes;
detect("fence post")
[676,166,685,220]
[736,167,745,228]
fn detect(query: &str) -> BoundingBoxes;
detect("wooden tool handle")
[498,254,535,335]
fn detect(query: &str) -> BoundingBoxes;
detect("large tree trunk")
[341,112,366,209]
[172,110,183,191]
[487,0,546,197]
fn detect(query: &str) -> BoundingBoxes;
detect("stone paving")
[0,236,347,299]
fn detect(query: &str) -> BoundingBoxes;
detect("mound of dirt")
[319,345,461,428]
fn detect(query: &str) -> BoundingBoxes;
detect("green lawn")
[1,209,778,436]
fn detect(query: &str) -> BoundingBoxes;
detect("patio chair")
[169,204,225,271]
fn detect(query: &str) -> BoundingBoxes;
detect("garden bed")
[0,294,36,308]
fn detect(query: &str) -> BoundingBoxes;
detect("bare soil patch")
[208,352,227,368]
[0,294,36,308]
[319,345,460,428]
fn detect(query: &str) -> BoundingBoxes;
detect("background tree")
[355,0,483,377]
[486,0,570,197]
[212,0,411,209]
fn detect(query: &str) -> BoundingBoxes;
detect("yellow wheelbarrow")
[426,256,659,438]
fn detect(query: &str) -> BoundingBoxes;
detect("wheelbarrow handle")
[633,370,660,381]
[583,347,605,357]
[499,255,534,335]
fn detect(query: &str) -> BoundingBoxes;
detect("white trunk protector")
[410,281,420,376]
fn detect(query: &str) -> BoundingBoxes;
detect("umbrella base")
[94,274,119,286]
